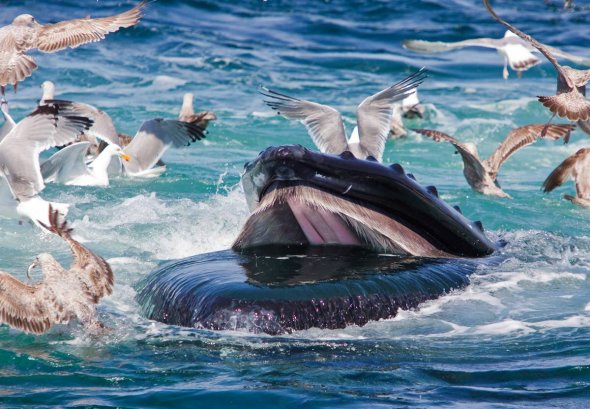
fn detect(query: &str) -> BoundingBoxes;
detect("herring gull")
[261,69,427,162]
[41,141,130,187]
[0,207,113,334]
[0,2,146,95]
[404,30,590,80]
[414,124,574,197]
[484,0,590,122]
[40,118,205,184]
[0,100,93,227]
[543,147,590,206]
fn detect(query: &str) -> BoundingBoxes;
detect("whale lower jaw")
[233,184,453,258]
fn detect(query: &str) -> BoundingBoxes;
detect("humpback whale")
[234,145,496,258]
[137,146,498,334]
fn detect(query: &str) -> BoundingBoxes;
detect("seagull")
[40,118,205,184]
[390,89,425,139]
[413,124,574,197]
[40,81,121,156]
[41,141,130,187]
[403,30,590,80]
[0,207,113,334]
[261,69,427,162]
[0,100,93,227]
[0,2,146,96]
[543,147,590,206]
[179,93,217,130]
[484,0,590,122]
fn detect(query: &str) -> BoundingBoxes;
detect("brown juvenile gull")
[543,147,590,206]
[0,207,113,334]
[261,69,427,162]
[0,100,93,228]
[179,93,217,130]
[404,30,590,80]
[484,0,590,122]
[0,1,146,95]
[40,81,121,156]
[414,124,575,198]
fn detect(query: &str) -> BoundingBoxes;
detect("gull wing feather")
[261,87,348,154]
[0,272,57,334]
[123,119,204,174]
[413,128,487,179]
[546,45,590,67]
[40,208,113,303]
[543,148,590,197]
[485,124,574,177]
[402,38,503,53]
[76,105,120,146]
[40,141,91,183]
[36,2,146,53]
[357,69,427,161]
[0,100,93,200]
[0,27,38,87]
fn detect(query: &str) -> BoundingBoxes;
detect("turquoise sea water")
[1,0,590,407]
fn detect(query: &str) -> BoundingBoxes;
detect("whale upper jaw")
[234,145,497,258]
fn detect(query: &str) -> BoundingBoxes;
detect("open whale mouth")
[233,145,496,258]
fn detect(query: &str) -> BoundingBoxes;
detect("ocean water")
[0,0,589,407]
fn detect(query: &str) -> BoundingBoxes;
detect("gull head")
[103,144,131,161]
[41,81,55,102]
[13,14,39,28]
[27,253,57,280]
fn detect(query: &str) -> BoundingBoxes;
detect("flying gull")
[261,69,427,162]
[413,124,574,197]
[543,147,590,206]
[0,100,93,228]
[0,1,146,96]
[484,0,590,122]
[0,207,113,334]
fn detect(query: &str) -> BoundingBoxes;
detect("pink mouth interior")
[287,199,360,246]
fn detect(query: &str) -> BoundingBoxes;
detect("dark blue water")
[0,0,589,407]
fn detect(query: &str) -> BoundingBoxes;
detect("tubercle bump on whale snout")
[389,163,405,174]
[426,185,439,198]
[339,151,356,160]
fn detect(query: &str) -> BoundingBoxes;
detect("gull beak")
[27,259,38,280]
[119,153,131,162]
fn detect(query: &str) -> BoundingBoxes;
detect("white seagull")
[40,118,205,185]
[0,100,93,227]
[261,69,427,162]
[403,30,590,80]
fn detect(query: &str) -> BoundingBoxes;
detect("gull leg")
[541,113,556,137]
[503,58,509,80]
